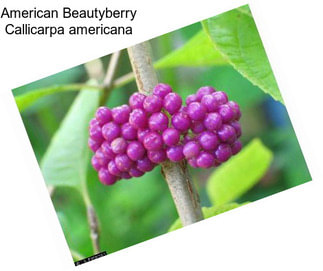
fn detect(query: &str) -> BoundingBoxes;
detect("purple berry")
[95,148,110,166]
[148,149,167,163]
[143,132,163,151]
[212,91,228,105]
[143,95,163,113]
[196,152,214,168]
[215,144,232,162]
[187,102,207,121]
[196,86,215,100]
[137,128,150,142]
[89,124,104,141]
[108,160,122,176]
[102,122,121,142]
[153,83,172,99]
[198,131,219,151]
[149,112,169,131]
[127,141,146,161]
[186,94,198,104]
[231,140,242,155]
[112,105,131,124]
[218,104,235,123]
[201,94,218,112]
[129,92,146,109]
[129,108,148,129]
[166,145,184,162]
[217,124,236,142]
[91,156,101,171]
[172,111,191,132]
[191,121,206,134]
[95,106,112,125]
[129,167,144,177]
[163,93,182,115]
[121,172,132,179]
[227,101,241,120]
[162,128,180,146]
[121,122,137,140]
[88,137,101,152]
[204,112,222,131]
[183,141,200,159]
[111,137,128,154]
[137,157,156,172]
[230,121,242,137]
[188,157,198,168]
[89,118,100,128]
[115,154,133,172]
[101,141,115,160]
[98,168,118,185]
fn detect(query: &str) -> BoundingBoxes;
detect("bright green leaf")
[154,30,228,69]
[207,138,273,206]
[203,5,283,103]
[14,84,102,112]
[40,81,100,189]
[169,202,247,231]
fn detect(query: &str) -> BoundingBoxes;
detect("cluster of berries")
[88,83,242,185]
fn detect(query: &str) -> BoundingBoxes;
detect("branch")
[127,42,203,226]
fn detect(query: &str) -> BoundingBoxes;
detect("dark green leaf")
[203,5,283,103]
[207,138,273,206]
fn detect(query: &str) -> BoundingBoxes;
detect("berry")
[201,94,218,112]
[227,101,241,120]
[91,156,101,171]
[186,94,198,104]
[98,168,118,185]
[121,172,132,179]
[166,145,184,162]
[187,102,207,121]
[198,131,219,151]
[230,121,242,137]
[164,93,182,115]
[111,137,127,154]
[162,128,180,146]
[112,105,130,124]
[217,124,236,142]
[137,157,155,172]
[108,160,122,177]
[102,122,121,142]
[153,83,172,99]
[215,144,232,162]
[137,128,150,143]
[89,124,104,141]
[196,86,215,100]
[149,112,169,131]
[95,148,110,166]
[101,141,115,160]
[191,121,206,134]
[88,137,101,152]
[121,123,137,140]
[218,104,235,123]
[188,157,198,168]
[204,112,222,131]
[231,140,242,155]
[95,107,112,125]
[129,92,146,109]
[183,141,200,159]
[127,141,146,161]
[143,131,163,151]
[129,167,144,177]
[196,152,214,168]
[129,108,148,129]
[143,95,163,113]
[148,149,167,163]
[115,154,133,172]
[172,111,191,132]
[212,91,228,104]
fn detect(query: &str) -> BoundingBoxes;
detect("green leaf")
[40,81,100,189]
[169,202,247,231]
[154,30,228,69]
[202,5,283,103]
[207,138,273,206]
[14,84,102,112]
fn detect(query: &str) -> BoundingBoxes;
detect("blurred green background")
[12,7,311,261]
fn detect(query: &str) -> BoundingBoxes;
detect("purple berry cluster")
[88,84,242,185]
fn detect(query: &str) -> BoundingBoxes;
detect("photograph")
[12,4,311,265]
